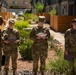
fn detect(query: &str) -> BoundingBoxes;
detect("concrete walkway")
[50,29,65,45]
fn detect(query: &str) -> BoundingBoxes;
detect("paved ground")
[50,29,64,45]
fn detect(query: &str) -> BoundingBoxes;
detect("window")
[23,1,28,4]
[13,1,17,4]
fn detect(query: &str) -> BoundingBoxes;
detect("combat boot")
[33,71,37,75]
[41,71,44,75]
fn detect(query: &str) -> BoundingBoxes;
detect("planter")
[50,15,76,32]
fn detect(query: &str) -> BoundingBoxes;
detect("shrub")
[35,2,44,13]
[17,17,24,20]
[46,48,69,75]
[15,20,30,30]
[23,13,38,23]
[49,8,56,16]
[19,30,33,60]
[15,20,33,60]
[19,30,31,40]
[19,39,33,60]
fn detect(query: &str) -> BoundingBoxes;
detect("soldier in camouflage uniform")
[65,19,76,75]
[30,16,50,75]
[2,19,20,75]
[0,16,4,74]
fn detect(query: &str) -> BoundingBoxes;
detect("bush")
[19,30,31,40]
[19,30,33,60]
[47,48,69,75]
[49,8,56,16]
[23,13,38,23]
[15,20,33,60]
[19,39,33,60]
[15,20,30,40]
[35,2,44,13]
[15,20,30,30]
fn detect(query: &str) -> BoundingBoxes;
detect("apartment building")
[32,0,51,12]
[50,0,76,15]
[6,0,31,9]
[0,0,8,8]
[69,0,76,15]
[32,0,76,16]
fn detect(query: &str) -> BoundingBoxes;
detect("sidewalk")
[50,29,65,45]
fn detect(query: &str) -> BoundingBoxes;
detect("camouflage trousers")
[32,44,48,75]
[3,45,18,71]
[33,54,46,75]
[0,48,2,71]
[68,59,76,75]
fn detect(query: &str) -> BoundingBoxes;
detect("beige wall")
[6,0,31,9]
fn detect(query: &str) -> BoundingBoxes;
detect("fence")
[0,12,13,20]
[0,12,13,30]
[50,16,76,32]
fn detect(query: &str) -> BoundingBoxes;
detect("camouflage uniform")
[65,28,76,75]
[2,27,19,72]
[0,30,2,71]
[0,16,4,73]
[30,26,50,75]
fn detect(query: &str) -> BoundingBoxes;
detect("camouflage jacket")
[65,28,76,53]
[30,26,50,46]
[2,28,20,46]
[0,29,2,47]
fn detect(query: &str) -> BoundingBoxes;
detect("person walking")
[2,19,20,75]
[30,16,50,75]
[65,19,76,75]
